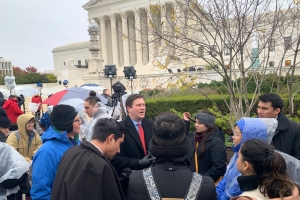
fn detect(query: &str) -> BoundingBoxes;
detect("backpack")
[39,112,51,131]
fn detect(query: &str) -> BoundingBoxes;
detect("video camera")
[111,81,127,107]
[17,94,24,103]
[112,81,126,94]
[111,81,127,119]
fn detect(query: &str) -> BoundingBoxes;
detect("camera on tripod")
[111,81,127,120]
[17,94,24,102]
[111,81,127,105]
[112,81,126,94]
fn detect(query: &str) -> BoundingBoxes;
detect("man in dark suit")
[111,94,154,195]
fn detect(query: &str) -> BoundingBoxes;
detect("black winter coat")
[111,116,153,171]
[0,132,6,142]
[185,121,227,181]
[51,141,125,200]
[127,137,217,200]
[273,113,300,160]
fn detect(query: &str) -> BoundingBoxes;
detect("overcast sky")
[0,0,90,72]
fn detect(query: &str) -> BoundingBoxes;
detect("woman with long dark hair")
[184,110,227,182]
[232,139,299,199]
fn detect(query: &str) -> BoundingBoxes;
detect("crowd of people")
[0,92,300,200]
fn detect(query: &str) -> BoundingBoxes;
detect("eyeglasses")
[73,119,81,124]
[233,133,242,137]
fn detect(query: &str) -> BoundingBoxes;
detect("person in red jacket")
[31,94,42,120]
[3,95,24,131]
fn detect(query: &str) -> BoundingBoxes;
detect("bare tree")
[141,0,300,127]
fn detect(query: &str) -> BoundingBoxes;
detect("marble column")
[161,4,168,35]
[122,13,130,66]
[100,16,108,66]
[110,14,119,67]
[145,7,155,65]
[95,19,103,67]
[160,3,169,56]
[174,3,183,56]
[134,10,143,65]
[140,9,149,64]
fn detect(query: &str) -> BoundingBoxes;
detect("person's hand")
[183,112,191,121]
[119,168,132,179]
[138,152,156,169]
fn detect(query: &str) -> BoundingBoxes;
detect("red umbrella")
[43,87,107,106]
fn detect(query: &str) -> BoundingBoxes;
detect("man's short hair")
[259,93,283,112]
[152,112,186,147]
[125,94,144,109]
[85,96,101,106]
[9,95,17,99]
[92,118,126,142]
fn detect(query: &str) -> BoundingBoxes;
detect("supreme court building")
[53,0,213,90]
[52,0,300,91]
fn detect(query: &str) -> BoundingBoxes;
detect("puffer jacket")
[3,99,23,123]
[6,114,42,162]
[30,126,80,200]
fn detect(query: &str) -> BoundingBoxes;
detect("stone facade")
[0,57,13,76]
[52,0,300,91]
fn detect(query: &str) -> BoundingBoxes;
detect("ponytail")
[240,139,297,198]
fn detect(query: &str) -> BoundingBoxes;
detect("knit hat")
[50,105,78,133]
[194,112,215,128]
[236,118,245,133]
[0,108,11,128]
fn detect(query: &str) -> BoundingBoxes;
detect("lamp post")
[36,82,43,116]
[123,66,136,93]
[88,20,100,58]
[63,80,69,89]
[35,82,43,134]
[36,82,43,96]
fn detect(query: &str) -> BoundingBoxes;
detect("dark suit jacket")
[111,116,153,171]
[51,141,124,200]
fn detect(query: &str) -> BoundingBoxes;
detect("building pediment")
[82,0,101,9]
[83,0,123,10]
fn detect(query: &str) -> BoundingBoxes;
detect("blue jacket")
[216,118,277,200]
[30,126,79,200]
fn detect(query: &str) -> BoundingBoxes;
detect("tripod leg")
[111,105,116,117]
[131,79,133,93]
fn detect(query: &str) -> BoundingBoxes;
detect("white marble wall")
[0,57,13,76]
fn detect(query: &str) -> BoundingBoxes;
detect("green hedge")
[145,94,230,119]
[144,94,300,120]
